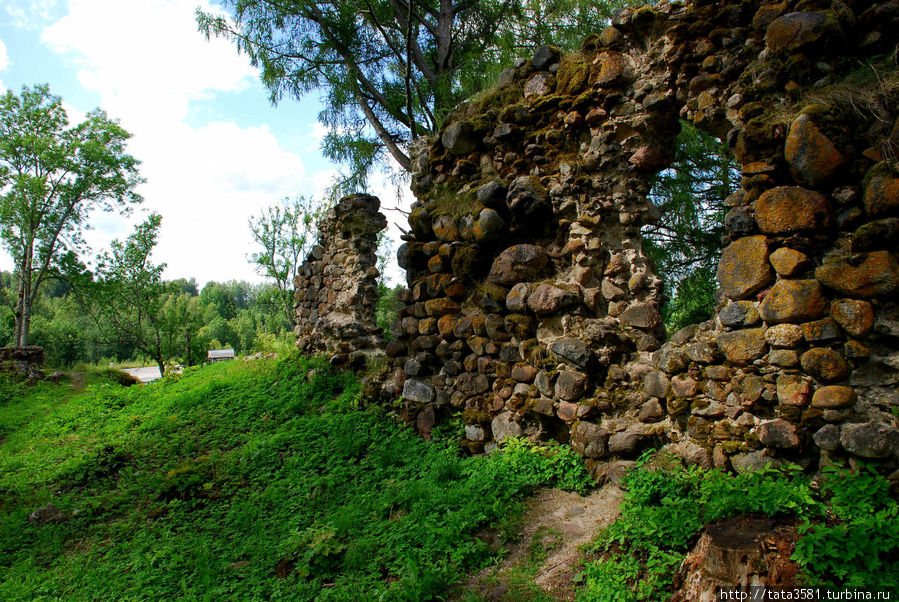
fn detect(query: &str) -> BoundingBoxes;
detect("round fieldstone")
[619,302,662,329]
[532,45,561,70]
[811,385,857,409]
[784,114,847,187]
[813,424,841,451]
[766,11,831,53]
[841,422,899,459]
[769,247,811,277]
[527,283,579,314]
[800,348,850,383]
[476,180,508,208]
[716,328,768,365]
[717,236,773,300]
[755,187,831,234]
[643,371,670,398]
[511,363,537,383]
[759,279,829,324]
[830,299,875,338]
[550,338,591,369]
[441,121,478,155]
[491,411,522,442]
[402,379,435,403]
[505,284,530,314]
[815,251,899,298]
[720,301,761,327]
[765,324,805,347]
[555,370,588,401]
[595,51,630,86]
[756,419,800,449]
[864,164,899,218]
[487,244,549,287]
[638,398,665,423]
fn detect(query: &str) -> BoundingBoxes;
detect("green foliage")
[643,122,739,333]
[487,437,593,495]
[198,0,639,190]
[792,465,899,589]
[0,355,587,600]
[376,283,403,340]
[248,195,325,326]
[0,84,142,347]
[577,453,821,602]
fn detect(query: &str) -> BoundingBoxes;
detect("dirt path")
[459,483,623,601]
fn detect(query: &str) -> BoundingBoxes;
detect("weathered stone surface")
[507,176,551,221]
[527,283,579,314]
[815,251,899,298]
[571,421,607,459]
[657,346,689,374]
[765,324,805,348]
[769,247,811,277]
[476,180,508,208]
[424,298,461,316]
[759,279,829,324]
[608,428,652,458]
[511,363,537,383]
[784,114,847,187]
[769,349,800,367]
[557,401,578,422]
[719,301,761,327]
[465,424,487,441]
[523,72,554,98]
[756,419,800,449]
[441,121,478,155]
[643,371,670,398]
[403,379,435,403]
[472,209,505,243]
[841,422,899,459]
[491,411,522,442]
[800,348,850,383]
[456,372,490,396]
[505,283,530,313]
[638,398,665,423]
[776,374,811,406]
[532,45,561,71]
[671,375,698,398]
[853,218,899,252]
[717,236,773,300]
[550,338,591,369]
[755,187,831,234]
[864,166,899,218]
[831,299,875,338]
[766,12,830,53]
[716,328,768,365]
[595,51,630,86]
[487,244,549,287]
[811,385,857,409]
[731,451,780,474]
[535,371,554,397]
[801,317,842,343]
[619,302,661,329]
[555,370,588,401]
[813,424,841,451]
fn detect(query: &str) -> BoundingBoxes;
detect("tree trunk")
[156,356,165,377]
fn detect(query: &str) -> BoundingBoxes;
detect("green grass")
[575,453,899,602]
[0,355,590,600]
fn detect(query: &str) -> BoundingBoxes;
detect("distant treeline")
[0,274,292,368]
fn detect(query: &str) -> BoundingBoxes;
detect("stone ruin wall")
[298,0,899,478]
[293,193,387,368]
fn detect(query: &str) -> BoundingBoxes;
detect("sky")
[0,0,411,287]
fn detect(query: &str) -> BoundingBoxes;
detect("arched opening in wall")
[642,122,740,334]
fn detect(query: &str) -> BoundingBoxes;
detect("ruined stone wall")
[293,193,387,368]
[381,0,899,476]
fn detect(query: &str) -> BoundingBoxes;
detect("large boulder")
[717,236,773,300]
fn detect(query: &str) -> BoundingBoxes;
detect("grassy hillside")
[0,356,590,600]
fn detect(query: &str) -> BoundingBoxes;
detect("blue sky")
[0,0,409,285]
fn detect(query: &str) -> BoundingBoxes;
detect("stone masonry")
[299,0,899,477]
[293,193,387,368]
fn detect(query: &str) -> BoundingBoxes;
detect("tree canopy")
[0,84,142,347]
[198,0,634,191]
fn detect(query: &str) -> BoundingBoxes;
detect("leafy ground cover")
[0,356,590,600]
[576,454,899,602]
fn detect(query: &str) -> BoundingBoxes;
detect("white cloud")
[39,0,332,284]
[42,0,256,129]
[4,0,60,30]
